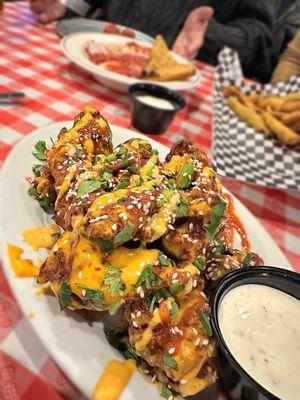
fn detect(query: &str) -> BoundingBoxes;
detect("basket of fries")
[212,47,300,191]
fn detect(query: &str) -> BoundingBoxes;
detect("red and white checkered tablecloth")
[0,2,299,399]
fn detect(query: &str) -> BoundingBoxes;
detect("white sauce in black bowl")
[218,284,300,400]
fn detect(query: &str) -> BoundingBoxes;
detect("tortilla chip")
[144,35,195,81]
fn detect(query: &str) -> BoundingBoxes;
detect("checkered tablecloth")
[0,2,299,399]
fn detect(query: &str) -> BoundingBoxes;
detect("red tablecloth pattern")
[0,2,299,399]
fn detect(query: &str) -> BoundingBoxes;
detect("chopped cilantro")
[32,164,42,177]
[95,238,114,252]
[77,178,101,197]
[114,225,134,245]
[76,285,105,308]
[158,254,169,267]
[176,164,195,189]
[116,178,130,189]
[175,197,189,217]
[165,180,175,190]
[194,256,205,270]
[161,383,173,399]
[152,148,159,156]
[108,300,123,315]
[164,355,178,370]
[104,266,125,297]
[122,348,140,363]
[116,145,129,167]
[93,154,105,165]
[27,187,37,197]
[106,153,116,163]
[198,311,213,337]
[59,283,72,311]
[169,282,181,296]
[117,197,127,203]
[32,140,47,161]
[39,196,50,211]
[204,198,227,241]
[243,253,251,265]
[128,165,140,175]
[136,265,160,289]
[170,300,179,319]
[162,189,175,202]
[75,149,83,159]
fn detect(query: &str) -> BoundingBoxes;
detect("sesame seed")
[131,312,136,319]
[136,310,142,317]
[140,288,145,298]
[180,379,187,385]
[82,289,86,297]
[168,347,175,354]
[132,321,138,328]
[189,223,193,229]
[202,339,209,346]
[195,337,201,346]
[78,271,82,279]
[193,279,197,288]
[192,327,198,335]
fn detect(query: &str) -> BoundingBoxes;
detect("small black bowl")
[210,266,300,400]
[129,83,185,134]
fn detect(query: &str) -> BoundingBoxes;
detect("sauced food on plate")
[25,105,263,399]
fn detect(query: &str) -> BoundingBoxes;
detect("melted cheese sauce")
[135,95,175,110]
[219,284,300,400]
[23,224,60,251]
[93,359,136,400]
[7,244,38,277]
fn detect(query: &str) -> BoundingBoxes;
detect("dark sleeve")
[63,0,103,17]
[198,0,281,82]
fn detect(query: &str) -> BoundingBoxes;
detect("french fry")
[224,85,300,147]
[248,93,263,104]
[224,86,257,111]
[259,96,284,110]
[262,112,300,146]
[227,96,271,135]
[280,100,300,112]
[281,110,300,126]
[282,92,300,102]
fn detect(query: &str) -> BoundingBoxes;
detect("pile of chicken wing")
[28,105,262,398]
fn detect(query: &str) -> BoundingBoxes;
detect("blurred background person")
[29,0,297,83]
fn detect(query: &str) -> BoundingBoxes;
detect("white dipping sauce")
[135,95,175,110]
[218,284,300,400]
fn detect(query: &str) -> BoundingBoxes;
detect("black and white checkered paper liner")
[212,47,300,191]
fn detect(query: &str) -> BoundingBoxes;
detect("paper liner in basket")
[212,47,300,191]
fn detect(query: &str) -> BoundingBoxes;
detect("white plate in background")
[61,32,201,93]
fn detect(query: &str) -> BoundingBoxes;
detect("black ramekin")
[210,266,300,400]
[129,83,185,134]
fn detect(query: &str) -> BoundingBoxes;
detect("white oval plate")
[61,32,201,93]
[56,19,155,43]
[0,122,292,399]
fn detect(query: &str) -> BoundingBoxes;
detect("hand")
[173,6,214,60]
[30,0,67,23]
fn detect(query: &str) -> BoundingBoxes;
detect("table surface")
[0,2,299,399]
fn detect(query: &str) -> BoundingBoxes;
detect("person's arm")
[198,0,281,82]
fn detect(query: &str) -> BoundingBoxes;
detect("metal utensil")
[0,92,25,100]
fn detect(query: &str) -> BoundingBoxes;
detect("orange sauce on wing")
[93,359,136,400]
[222,194,250,252]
